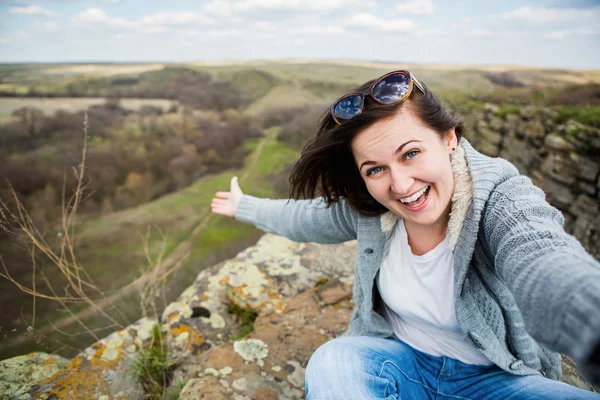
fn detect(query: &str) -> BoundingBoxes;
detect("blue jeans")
[305,336,599,399]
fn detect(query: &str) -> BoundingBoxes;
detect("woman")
[211,70,600,399]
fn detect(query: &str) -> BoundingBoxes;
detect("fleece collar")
[379,142,474,250]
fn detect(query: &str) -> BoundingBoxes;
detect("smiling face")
[351,102,458,233]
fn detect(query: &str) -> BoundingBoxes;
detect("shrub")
[132,324,176,400]
[552,106,600,127]
[261,106,316,129]
[227,302,258,341]
[483,72,527,88]
[276,104,327,149]
[545,83,600,106]
[496,104,521,118]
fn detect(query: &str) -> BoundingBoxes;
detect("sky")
[0,0,599,69]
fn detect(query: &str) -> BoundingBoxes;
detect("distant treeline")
[0,101,262,231]
[0,67,251,111]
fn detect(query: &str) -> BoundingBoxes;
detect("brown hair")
[287,78,464,217]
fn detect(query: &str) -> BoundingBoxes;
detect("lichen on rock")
[233,338,269,367]
[0,352,68,399]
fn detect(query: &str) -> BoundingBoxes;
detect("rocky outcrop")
[1,235,357,399]
[0,353,69,399]
[467,105,600,259]
[1,318,156,399]
[2,234,597,399]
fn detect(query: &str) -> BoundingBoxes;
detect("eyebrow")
[359,139,422,172]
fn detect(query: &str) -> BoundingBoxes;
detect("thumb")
[231,176,243,195]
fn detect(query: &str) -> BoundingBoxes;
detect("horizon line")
[0,58,598,72]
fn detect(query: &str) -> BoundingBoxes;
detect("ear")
[446,127,458,153]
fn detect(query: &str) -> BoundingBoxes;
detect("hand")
[211,176,244,218]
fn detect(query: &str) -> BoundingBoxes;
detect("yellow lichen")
[169,323,206,354]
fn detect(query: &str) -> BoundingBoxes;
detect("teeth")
[400,186,429,204]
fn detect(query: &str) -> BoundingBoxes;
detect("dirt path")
[0,136,268,353]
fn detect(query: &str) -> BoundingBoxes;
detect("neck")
[403,202,451,256]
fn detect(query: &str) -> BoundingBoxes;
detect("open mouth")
[398,186,430,210]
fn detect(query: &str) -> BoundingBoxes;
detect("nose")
[390,167,413,196]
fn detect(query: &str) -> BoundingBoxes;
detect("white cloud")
[544,27,600,39]
[202,1,234,18]
[289,26,345,35]
[176,41,194,48]
[71,9,218,35]
[234,0,296,12]
[15,30,29,39]
[10,5,57,16]
[206,29,240,37]
[302,0,375,11]
[414,28,438,37]
[143,26,169,35]
[183,29,202,37]
[74,8,110,23]
[253,32,274,40]
[395,0,436,15]
[468,29,494,37]
[435,16,504,38]
[544,30,570,39]
[346,13,415,32]
[202,0,374,17]
[37,21,61,33]
[253,21,277,31]
[71,8,138,30]
[488,6,600,41]
[501,6,600,25]
[140,11,214,26]
[450,15,472,31]
[576,27,600,35]
[115,32,134,41]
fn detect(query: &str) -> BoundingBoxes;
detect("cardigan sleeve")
[234,194,358,244]
[483,175,600,384]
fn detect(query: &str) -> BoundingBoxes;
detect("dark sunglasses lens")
[334,94,364,123]
[372,73,410,103]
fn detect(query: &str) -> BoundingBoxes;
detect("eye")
[405,149,420,160]
[367,166,383,176]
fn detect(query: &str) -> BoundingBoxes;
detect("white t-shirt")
[376,219,493,365]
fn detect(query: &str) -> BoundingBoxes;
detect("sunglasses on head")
[330,70,426,125]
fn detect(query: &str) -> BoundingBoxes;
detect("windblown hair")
[287,78,464,216]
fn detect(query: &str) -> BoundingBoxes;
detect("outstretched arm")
[235,194,357,244]
[483,175,600,383]
[211,176,358,244]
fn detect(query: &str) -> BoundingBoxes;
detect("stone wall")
[466,104,600,259]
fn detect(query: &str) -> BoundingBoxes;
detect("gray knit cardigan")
[235,138,600,381]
